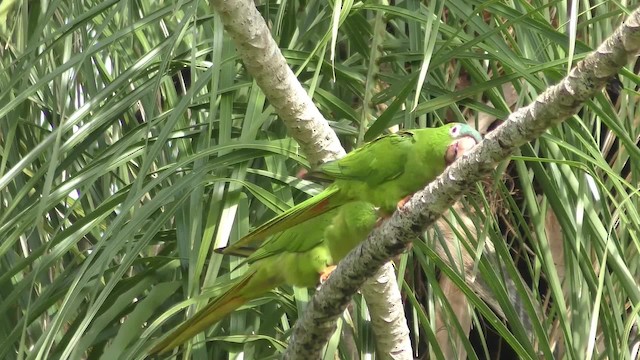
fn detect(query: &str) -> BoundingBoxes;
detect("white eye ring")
[450,125,460,136]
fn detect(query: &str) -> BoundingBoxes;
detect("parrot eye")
[450,125,461,137]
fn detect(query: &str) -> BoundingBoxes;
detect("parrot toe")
[374,209,394,227]
[319,265,337,283]
[396,194,413,212]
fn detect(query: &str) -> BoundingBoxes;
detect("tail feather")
[222,186,341,254]
[149,272,256,355]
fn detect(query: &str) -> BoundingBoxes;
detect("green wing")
[244,208,336,264]
[220,185,343,255]
[314,132,414,185]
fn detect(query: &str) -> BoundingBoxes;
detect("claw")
[396,194,413,212]
[375,216,387,227]
[319,265,337,283]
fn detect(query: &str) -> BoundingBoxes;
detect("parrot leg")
[319,265,337,283]
[373,194,412,227]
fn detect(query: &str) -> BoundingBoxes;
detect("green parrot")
[149,201,378,355]
[222,123,482,255]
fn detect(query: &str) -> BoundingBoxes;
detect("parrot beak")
[458,127,483,144]
[469,131,483,144]
[445,136,480,164]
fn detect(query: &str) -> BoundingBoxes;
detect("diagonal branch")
[283,8,640,359]
[209,0,412,357]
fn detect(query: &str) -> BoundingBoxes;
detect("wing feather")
[315,131,414,185]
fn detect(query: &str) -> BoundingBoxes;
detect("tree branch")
[283,8,640,359]
[360,263,412,359]
[209,0,343,167]
[208,0,412,358]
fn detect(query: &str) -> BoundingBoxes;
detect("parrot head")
[444,123,482,164]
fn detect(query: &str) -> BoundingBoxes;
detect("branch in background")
[208,0,412,358]
[360,262,412,359]
[209,0,343,167]
[283,9,640,359]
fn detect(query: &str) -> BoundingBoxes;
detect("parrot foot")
[396,195,413,212]
[296,168,309,179]
[319,265,337,283]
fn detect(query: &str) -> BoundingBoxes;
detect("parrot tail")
[149,271,257,355]
[220,186,341,255]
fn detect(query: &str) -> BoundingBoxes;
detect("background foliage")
[0,0,638,359]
